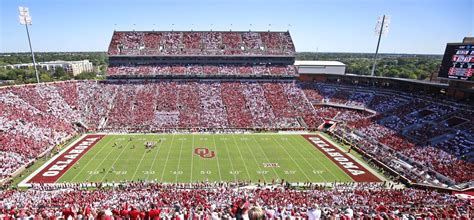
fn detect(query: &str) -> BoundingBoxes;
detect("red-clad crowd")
[108,31,295,56]
[0,80,472,188]
[301,82,473,186]
[107,64,297,77]
[1,182,472,220]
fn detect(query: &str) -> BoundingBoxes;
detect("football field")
[24,133,382,184]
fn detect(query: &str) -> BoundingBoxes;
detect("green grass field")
[58,134,354,183]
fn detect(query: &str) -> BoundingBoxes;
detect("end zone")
[19,134,104,187]
[302,134,381,182]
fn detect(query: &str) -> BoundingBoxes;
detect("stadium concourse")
[1,30,473,219]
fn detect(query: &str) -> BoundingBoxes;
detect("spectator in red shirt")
[62,205,74,219]
[149,204,161,220]
[129,206,141,220]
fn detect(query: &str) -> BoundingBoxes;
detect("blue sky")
[1,0,473,54]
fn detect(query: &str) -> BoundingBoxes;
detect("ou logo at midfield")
[194,148,215,159]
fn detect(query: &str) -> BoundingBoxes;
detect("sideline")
[18,134,104,187]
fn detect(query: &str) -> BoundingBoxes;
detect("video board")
[438,43,474,81]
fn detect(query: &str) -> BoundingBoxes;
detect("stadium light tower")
[371,15,391,77]
[19,6,40,83]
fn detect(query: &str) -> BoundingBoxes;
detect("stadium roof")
[294,60,346,66]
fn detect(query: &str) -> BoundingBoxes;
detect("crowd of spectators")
[332,127,443,186]
[298,82,473,185]
[1,182,472,219]
[0,84,78,179]
[108,31,295,56]
[0,80,472,187]
[107,64,297,77]
[313,106,372,122]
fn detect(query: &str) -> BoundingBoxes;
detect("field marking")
[221,136,237,182]
[131,136,160,181]
[302,134,381,182]
[19,134,87,187]
[190,133,194,182]
[292,136,343,181]
[174,136,185,183]
[41,133,375,184]
[238,135,268,182]
[131,150,149,181]
[250,135,282,181]
[146,136,165,180]
[319,133,386,182]
[273,136,331,182]
[295,136,340,180]
[230,135,252,180]
[69,136,114,182]
[265,135,312,182]
[212,135,223,182]
[160,134,176,182]
[99,137,134,182]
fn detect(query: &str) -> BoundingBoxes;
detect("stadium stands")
[0,80,472,187]
[106,31,297,78]
[107,31,295,56]
[1,182,472,219]
[1,30,473,218]
[107,64,297,77]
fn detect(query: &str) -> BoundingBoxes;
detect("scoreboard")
[438,43,474,81]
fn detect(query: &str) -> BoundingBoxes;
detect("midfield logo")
[194,148,216,159]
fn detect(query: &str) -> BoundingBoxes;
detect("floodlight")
[18,6,40,83]
[371,15,391,77]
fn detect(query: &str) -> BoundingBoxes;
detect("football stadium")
[1,2,474,219]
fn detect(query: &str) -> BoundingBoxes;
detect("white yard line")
[131,136,160,181]
[239,136,268,182]
[212,135,223,181]
[174,137,185,183]
[264,135,312,182]
[146,136,165,180]
[276,136,333,182]
[222,137,238,182]
[131,153,148,181]
[72,136,115,182]
[250,136,282,181]
[295,136,348,180]
[230,136,252,180]
[160,134,176,182]
[190,133,194,182]
[297,137,344,180]
[99,138,134,182]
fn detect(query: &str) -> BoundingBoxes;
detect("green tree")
[74,71,97,80]
[40,73,52,82]
[53,67,67,78]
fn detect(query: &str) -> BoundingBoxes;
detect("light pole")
[371,15,391,77]
[19,6,40,83]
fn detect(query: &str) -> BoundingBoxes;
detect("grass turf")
[57,134,353,183]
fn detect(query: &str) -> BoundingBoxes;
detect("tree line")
[0,51,443,85]
[296,52,442,80]
[0,52,107,84]
[0,52,107,66]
